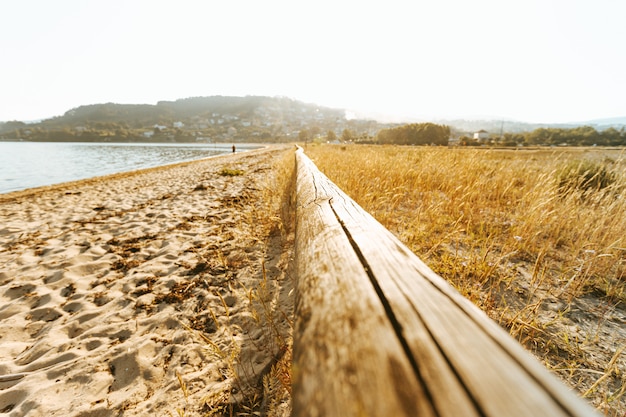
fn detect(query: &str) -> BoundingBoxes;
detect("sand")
[0,145,295,416]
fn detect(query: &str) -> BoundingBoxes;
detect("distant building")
[473,129,489,141]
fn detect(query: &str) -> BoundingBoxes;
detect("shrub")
[556,160,616,195]
[219,167,245,177]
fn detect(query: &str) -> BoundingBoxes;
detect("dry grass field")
[304,144,626,416]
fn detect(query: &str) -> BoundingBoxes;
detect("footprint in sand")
[108,352,140,391]
[28,293,52,309]
[92,293,113,307]
[43,271,64,285]
[63,321,87,339]
[27,307,62,323]
[0,389,28,414]
[3,284,36,300]
[62,301,84,314]
[85,338,103,351]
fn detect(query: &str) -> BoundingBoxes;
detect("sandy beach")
[0,145,295,416]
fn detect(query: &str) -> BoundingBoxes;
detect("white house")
[473,130,489,141]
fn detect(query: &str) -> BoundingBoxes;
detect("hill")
[38,96,344,128]
[584,116,626,126]
[0,96,356,143]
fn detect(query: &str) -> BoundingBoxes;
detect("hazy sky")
[2,0,625,123]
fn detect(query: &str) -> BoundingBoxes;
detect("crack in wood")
[326,197,442,416]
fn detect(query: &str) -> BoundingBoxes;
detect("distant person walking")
[232,144,236,153]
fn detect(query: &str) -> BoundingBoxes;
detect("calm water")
[0,142,256,194]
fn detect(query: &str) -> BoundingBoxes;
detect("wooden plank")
[292,147,599,417]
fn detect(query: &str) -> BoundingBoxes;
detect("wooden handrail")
[292,147,598,417]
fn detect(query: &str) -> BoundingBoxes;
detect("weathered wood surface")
[292,147,598,417]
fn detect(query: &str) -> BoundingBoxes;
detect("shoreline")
[0,144,295,416]
[0,143,268,198]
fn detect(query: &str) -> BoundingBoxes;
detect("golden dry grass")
[304,144,626,415]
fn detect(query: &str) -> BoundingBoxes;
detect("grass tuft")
[556,159,617,197]
[219,167,245,177]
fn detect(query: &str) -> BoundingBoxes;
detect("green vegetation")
[218,167,245,177]
[556,160,618,196]
[462,125,626,147]
[377,122,450,145]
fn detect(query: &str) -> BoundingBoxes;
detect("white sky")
[1,0,625,123]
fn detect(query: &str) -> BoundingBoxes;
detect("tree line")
[461,126,626,147]
[376,123,450,145]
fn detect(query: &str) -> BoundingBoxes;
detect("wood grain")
[292,147,598,417]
